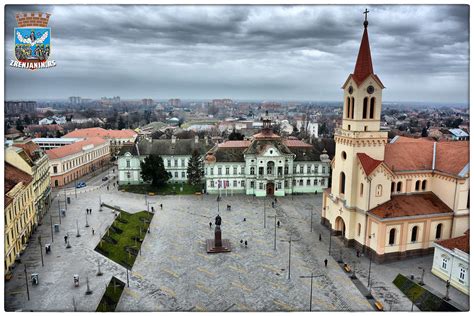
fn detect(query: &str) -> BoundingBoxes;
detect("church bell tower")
[331,9,388,208]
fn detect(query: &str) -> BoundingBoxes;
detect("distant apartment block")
[212,99,233,107]
[69,96,82,105]
[142,98,153,106]
[5,101,37,117]
[46,137,110,187]
[168,98,181,107]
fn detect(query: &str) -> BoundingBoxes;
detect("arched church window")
[415,180,420,191]
[421,180,427,191]
[340,172,346,195]
[363,97,368,119]
[370,97,376,119]
[346,97,351,118]
[389,228,396,245]
[396,181,402,192]
[360,183,364,196]
[358,223,361,236]
[350,97,355,119]
[435,223,443,239]
[411,226,418,242]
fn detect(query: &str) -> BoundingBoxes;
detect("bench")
[343,264,352,273]
[375,301,384,311]
[148,192,155,196]
[195,192,202,195]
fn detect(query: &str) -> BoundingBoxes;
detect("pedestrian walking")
[272,201,275,208]
[92,229,95,235]
[319,233,322,241]
[243,218,246,222]
[277,221,280,228]
[209,222,212,229]
[244,240,248,248]
[324,258,328,267]
[64,235,68,244]
[160,204,163,209]
[151,206,155,213]
[240,239,243,246]
[107,186,109,191]
[274,197,277,203]
[113,183,115,187]
[356,250,360,257]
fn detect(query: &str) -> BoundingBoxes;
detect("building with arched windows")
[204,118,331,196]
[321,15,469,263]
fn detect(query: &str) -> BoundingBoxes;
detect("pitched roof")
[352,26,374,86]
[136,139,213,156]
[368,193,453,219]
[12,140,43,162]
[64,127,137,139]
[5,162,33,206]
[218,140,251,148]
[283,139,312,148]
[46,137,108,159]
[384,137,469,176]
[357,153,383,176]
[436,231,469,254]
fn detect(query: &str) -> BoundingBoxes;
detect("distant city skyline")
[4,5,469,103]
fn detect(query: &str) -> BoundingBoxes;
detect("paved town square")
[6,182,468,312]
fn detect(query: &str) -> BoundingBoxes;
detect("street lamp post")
[263,198,266,228]
[76,219,81,237]
[64,189,67,211]
[66,233,71,248]
[49,213,54,243]
[299,273,324,311]
[418,267,425,286]
[444,280,451,301]
[310,208,313,232]
[280,236,300,280]
[85,212,89,228]
[328,223,332,255]
[367,233,375,288]
[75,180,77,199]
[24,264,30,301]
[57,199,61,225]
[38,236,44,267]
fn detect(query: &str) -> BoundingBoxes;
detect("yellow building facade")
[5,163,36,274]
[321,17,469,262]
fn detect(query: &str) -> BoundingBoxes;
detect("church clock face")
[367,85,375,94]
[348,86,353,94]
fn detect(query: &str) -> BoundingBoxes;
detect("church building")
[321,14,469,263]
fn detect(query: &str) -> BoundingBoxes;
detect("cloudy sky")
[4,5,469,103]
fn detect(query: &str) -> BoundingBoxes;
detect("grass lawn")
[94,210,153,269]
[96,277,125,312]
[119,183,202,195]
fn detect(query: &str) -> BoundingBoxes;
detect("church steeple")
[353,9,374,86]
[341,9,385,133]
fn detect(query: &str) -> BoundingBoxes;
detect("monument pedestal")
[206,225,231,253]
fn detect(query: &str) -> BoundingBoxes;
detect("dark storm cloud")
[4,5,469,103]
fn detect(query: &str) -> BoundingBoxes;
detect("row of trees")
[140,150,204,187]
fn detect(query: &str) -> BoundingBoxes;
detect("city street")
[4,189,468,311]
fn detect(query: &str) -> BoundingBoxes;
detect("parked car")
[102,176,108,181]
[75,181,86,188]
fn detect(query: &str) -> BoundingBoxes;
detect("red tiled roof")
[13,140,41,161]
[436,231,469,254]
[368,193,453,219]
[384,137,469,176]
[5,162,33,206]
[218,140,251,148]
[64,127,137,139]
[352,26,374,86]
[283,139,312,147]
[357,153,383,175]
[253,129,281,140]
[46,137,107,159]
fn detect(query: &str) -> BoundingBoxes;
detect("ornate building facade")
[204,118,331,196]
[321,16,469,263]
